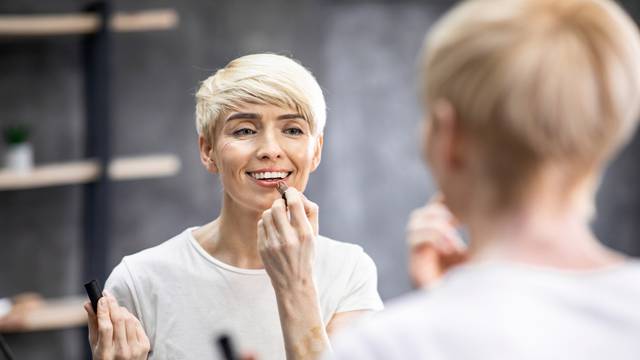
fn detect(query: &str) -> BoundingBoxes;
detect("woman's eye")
[284,127,304,136]
[232,128,256,136]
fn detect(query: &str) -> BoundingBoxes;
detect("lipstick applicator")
[276,181,288,207]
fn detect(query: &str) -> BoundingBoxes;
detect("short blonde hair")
[195,53,326,144]
[421,0,640,200]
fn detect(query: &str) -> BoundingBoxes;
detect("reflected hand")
[407,194,468,289]
[84,293,150,360]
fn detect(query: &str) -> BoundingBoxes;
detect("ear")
[426,99,464,176]
[198,135,218,174]
[310,134,324,172]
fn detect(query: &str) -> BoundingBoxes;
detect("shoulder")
[107,228,194,287]
[315,235,379,281]
[331,290,435,359]
[119,228,193,269]
[315,235,371,266]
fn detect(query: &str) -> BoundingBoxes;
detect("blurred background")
[0,0,639,358]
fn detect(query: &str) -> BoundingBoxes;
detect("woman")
[331,0,640,358]
[84,53,383,359]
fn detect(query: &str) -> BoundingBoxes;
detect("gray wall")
[1,0,638,358]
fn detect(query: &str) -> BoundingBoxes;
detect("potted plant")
[4,124,34,172]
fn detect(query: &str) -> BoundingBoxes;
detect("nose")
[255,130,283,161]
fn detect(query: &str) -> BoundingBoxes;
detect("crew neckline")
[186,227,267,276]
[447,257,639,280]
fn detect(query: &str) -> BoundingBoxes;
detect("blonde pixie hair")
[421,0,640,202]
[195,53,326,145]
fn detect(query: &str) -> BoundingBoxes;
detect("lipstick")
[276,181,288,207]
[84,280,103,313]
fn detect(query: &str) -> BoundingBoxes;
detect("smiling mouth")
[247,171,292,182]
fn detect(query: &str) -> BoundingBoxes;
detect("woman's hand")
[258,187,318,292]
[84,293,150,360]
[258,187,329,359]
[407,194,468,289]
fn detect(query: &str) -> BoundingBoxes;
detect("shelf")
[109,154,181,181]
[1,296,87,333]
[0,160,99,190]
[0,9,178,37]
[0,154,180,190]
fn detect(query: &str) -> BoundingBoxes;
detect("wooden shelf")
[0,9,178,37]
[110,154,181,181]
[1,296,87,333]
[0,154,180,190]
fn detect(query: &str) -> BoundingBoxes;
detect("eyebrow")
[225,112,306,122]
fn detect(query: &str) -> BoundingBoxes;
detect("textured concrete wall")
[1,0,639,358]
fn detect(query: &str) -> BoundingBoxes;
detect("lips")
[248,171,290,180]
[246,170,292,186]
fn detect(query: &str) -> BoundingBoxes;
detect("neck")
[465,172,625,270]
[194,193,264,269]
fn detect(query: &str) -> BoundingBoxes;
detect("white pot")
[5,143,34,173]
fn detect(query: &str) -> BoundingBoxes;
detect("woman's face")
[205,103,323,212]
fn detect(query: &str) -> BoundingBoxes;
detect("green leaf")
[4,124,30,145]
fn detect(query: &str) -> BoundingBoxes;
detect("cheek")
[287,140,315,170]
[216,140,252,172]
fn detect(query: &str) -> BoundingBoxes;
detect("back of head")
[421,0,640,206]
[195,53,326,145]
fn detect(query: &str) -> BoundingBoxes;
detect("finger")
[414,203,453,220]
[125,312,138,345]
[262,210,281,246]
[444,226,467,252]
[270,198,297,242]
[407,213,453,234]
[300,193,319,236]
[84,301,99,346]
[409,203,456,226]
[409,245,443,289]
[410,229,452,255]
[135,319,149,347]
[96,297,113,349]
[257,219,267,251]
[84,301,98,329]
[108,296,127,346]
[407,217,456,246]
[283,189,312,238]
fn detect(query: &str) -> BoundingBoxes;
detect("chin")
[252,195,282,212]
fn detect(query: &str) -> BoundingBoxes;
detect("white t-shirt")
[330,261,640,360]
[105,227,383,360]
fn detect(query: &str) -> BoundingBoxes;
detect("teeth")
[250,171,288,180]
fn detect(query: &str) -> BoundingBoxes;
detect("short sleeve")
[325,317,388,360]
[335,250,384,313]
[104,259,144,326]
